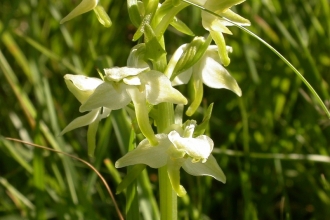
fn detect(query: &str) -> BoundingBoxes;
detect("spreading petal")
[139,71,188,105]
[64,74,103,104]
[115,134,169,168]
[198,49,242,96]
[60,0,99,24]
[80,82,131,112]
[182,154,226,183]
[60,108,100,135]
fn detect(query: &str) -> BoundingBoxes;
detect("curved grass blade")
[5,137,124,220]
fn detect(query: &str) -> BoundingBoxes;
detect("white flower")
[60,74,110,135]
[60,0,99,24]
[115,121,226,197]
[80,67,188,145]
[170,44,241,116]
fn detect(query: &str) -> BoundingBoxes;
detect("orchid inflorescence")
[60,0,249,197]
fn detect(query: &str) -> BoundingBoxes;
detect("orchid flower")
[115,120,226,197]
[169,44,241,116]
[188,0,250,66]
[60,0,99,24]
[60,74,111,135]
[79,67,188,145]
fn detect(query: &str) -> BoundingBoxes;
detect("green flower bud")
[60,0,99,24]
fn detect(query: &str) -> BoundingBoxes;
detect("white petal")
[182,154,226,183]
[64,74,103,104]
[60,108,100,135]
[104,67,148,82]
[80,82,131,112]
[139,71,187,105]
[168,131,213,161]
[115,134,169,168]
[199,55,242,96]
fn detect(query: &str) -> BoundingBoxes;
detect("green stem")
[154,53,177,220]
[158,165,177,220]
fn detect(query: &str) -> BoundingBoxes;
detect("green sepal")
[93,5,112,27]
[171,35,212,80]
[116,164,146,194]
[144,24,166,62]
[170,17,195,36]
[194,103,214,136]
[127,0,142,27]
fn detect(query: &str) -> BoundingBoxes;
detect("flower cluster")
[115,120,226,196]
[60,0,248,196]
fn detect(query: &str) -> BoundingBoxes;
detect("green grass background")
[1,0,330,219]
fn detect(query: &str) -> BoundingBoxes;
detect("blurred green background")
[1,0,330,219]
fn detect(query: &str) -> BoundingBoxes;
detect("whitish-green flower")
[189,0,250,66]
[60,74,110,135]
[60,0,99,24]
[171,44,241,116]
[115,120,226,197]
[80,67,188,145]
